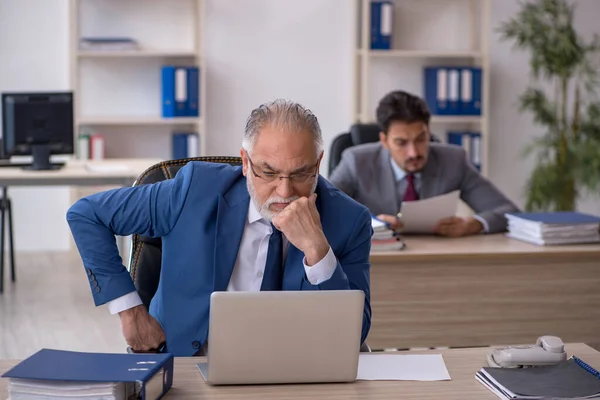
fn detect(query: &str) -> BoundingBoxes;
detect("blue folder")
[370,1,393,50]
[459,67,482,115]
[505,211,600,225]
[187,66,199,117]
[2,348,174,400]
[424,67,460,115]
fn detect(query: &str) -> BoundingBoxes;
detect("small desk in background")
[1,343,599,399]
[368,234,600,350]
[0,158,161,293]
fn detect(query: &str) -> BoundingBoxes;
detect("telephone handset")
[487,336,567,368]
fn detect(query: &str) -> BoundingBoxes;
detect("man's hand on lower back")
[119,305,166,352]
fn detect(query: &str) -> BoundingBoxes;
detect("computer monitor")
[1,92,74,170]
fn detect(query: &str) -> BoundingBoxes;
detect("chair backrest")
[328,122,442,175]
[128,156,242,309]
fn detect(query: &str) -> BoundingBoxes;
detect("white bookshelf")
[353,0,491,177]
[68,0,206,160]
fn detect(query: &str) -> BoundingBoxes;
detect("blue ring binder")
[573,356,600,379]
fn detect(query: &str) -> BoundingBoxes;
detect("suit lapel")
[213,176,250,292]
[376,145,399,214]
[419,147,440,199]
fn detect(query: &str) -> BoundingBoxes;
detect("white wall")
[488,0,600,215]
[203,0,355,172]
[1,0,599,252]
[0,0,72,251]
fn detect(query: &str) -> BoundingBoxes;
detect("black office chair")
[127,156,372,353]
[328,123,442,175]
[128,156,242,308]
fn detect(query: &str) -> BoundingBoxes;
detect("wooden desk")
[368,234,600,350]
[0,158,161,186]
[0,158,161,293]
[1,343,598,399]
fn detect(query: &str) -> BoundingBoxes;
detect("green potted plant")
[498,0,600,212]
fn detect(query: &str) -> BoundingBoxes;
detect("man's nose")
[275,178,294,199]
[406,143,418,158]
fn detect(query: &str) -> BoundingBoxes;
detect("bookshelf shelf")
[366,50,483,58]
[77,50,199,59]
[78,116,202,126]
[430,116,484,124]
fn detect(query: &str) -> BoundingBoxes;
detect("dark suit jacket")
[328,142,520,233]
[66,161,373,356]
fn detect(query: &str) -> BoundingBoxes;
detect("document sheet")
[357,354,452,381]
[399,190,460,233]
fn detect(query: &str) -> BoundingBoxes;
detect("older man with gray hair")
[66,99,374,357]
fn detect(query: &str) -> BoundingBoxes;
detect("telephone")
[487,336,567,368]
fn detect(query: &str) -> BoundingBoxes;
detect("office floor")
[1,252,598,360]
[0,252,126,359]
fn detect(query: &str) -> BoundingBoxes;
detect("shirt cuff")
[303,246,337,285]
[107,291,143,315]
[474,215,490,233]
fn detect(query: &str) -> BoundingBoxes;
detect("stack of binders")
[424,66,483,116]
[371,216,405,251]
[476,356,600,399]
[161,65,200,118]
[1,348,174,400]
[505,211,600,246]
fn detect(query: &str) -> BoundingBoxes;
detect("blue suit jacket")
[66,161,373,356]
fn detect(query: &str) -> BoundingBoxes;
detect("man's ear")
[379,132,389,149]
[240,148,248,176]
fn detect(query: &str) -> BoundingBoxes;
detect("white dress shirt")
[107,200,338,314]
[389,157,489,232]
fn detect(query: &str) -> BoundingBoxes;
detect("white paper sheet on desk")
[84,164,130,173]
[399,190,460,233]
[356,354,451,381]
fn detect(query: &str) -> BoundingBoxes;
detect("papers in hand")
[357,354,451,381]
[399,190,460,234]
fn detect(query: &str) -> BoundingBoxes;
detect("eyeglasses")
[246,153,319,185]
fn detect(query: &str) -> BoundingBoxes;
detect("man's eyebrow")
[260,162,311,174]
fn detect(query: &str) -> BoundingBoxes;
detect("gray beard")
[246,176,319,222]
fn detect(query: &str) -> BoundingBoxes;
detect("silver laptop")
[197,290,365,385]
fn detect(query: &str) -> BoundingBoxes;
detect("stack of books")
[505,211,600,246]
[371,216,405,251]
[476,356,600,399]
[79,37,139,51]
[1,348,173,400]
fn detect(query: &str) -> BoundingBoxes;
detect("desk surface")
[1,344,598,399]
[0,158,162,186]
[371,233,600,262]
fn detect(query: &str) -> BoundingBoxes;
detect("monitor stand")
[23,143,62,171]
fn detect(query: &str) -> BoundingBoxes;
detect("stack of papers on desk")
[505,211,600,246]
[476,357,600,399]
[371,217,405,251]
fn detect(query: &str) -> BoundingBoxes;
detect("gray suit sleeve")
[328,150,358,198]
[457,152,520,233]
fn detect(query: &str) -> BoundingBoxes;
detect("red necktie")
[403,173,419,202]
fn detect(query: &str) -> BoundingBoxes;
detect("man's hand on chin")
[272,193,330,266]
[433,216,484,238]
